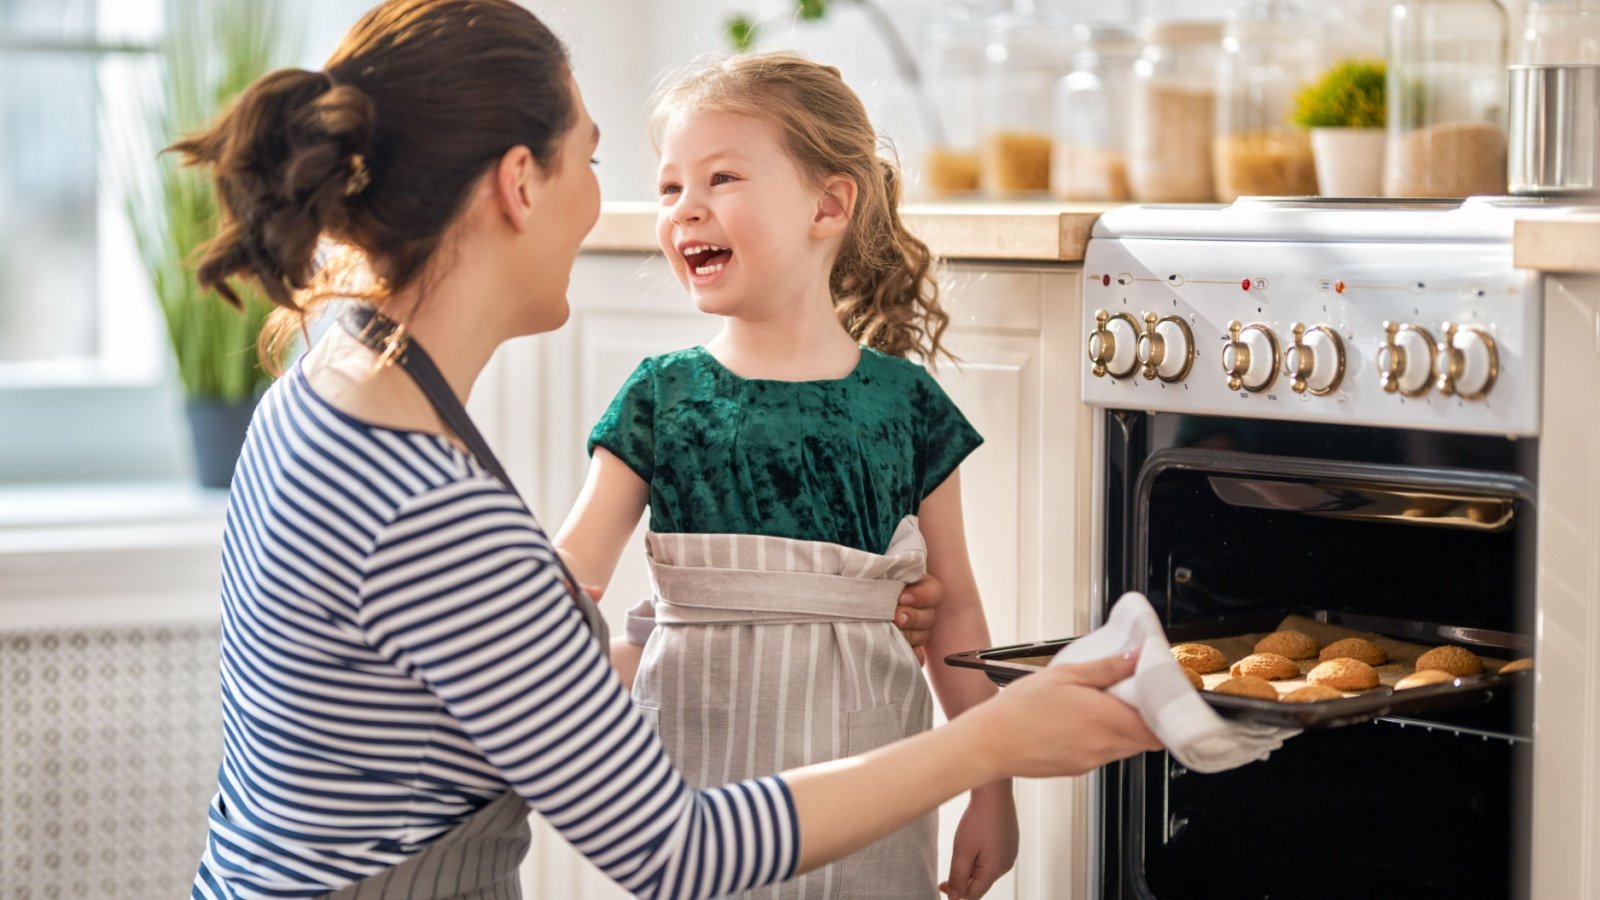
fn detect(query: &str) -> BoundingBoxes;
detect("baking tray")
[946,609,1534,729]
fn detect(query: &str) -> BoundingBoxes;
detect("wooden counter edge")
[1514,216,1600,274]
[582,201,1109,263]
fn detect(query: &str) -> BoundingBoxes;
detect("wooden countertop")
[1513,215,1600,274]
[583,200,1115,263]
[586,201,1600,272]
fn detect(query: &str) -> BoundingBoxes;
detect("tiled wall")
[0,623,222,899]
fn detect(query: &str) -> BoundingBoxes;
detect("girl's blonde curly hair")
[651,52,951,363]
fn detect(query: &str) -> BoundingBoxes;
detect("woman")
[179,2,1161,898]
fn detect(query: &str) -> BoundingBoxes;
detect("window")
[0,0,373,484]
[0,0,166,387]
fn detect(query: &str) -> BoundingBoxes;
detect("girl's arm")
[918,468,1019,898]
[553,446,649,596]
[919,468,1000,724]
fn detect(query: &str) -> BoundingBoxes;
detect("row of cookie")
[1176,630,1534,679]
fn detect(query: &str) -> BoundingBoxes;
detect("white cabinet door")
[479,254,1090,900]
[926,265,1089,900]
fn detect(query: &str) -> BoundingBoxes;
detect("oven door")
[1095,410,1536,900]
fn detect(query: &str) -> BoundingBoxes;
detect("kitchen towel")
[1051,592,1300,773]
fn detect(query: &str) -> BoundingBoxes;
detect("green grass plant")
[1292,59,1387,130]
[115,0,297,402]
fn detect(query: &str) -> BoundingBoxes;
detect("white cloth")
[1051,592,1300,773]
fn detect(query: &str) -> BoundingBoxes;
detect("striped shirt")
[191,363,800,899]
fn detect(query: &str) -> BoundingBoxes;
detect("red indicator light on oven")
[1103,274,1111,287]
[1335,280,1346,293]
[1241,278,1252,291]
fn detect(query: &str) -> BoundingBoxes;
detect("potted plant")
[1292,59,1387,197]
[117,0,296,488]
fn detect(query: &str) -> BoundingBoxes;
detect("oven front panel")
[1097,410,1536,900]
[1081,238,1541,437]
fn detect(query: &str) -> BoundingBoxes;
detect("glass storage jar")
[1050,23,1140,201]
[920,14,988,198]
[1128,18,1224,202]
[980,3,1075,197]
[1383,0,1509,197]
[1213,0,1325,201]
[1521,0,1600,65]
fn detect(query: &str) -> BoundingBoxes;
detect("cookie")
[1282,684,1344,703]
[1319,637,1387,666]
[1253,630,1319,660]
[1230,652,1300,681]
[1172,642,1227,675]
[1212,675,1279,701]
[1307,658,1379,691]
[1183,665,1204,690]
[1395,668,1457,690]
[1499,657,1534,675]
[1415,645,1483,677]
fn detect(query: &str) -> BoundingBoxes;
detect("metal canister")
[1507,64,1600,196]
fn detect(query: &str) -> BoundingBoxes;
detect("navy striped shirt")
[192,363,800,899]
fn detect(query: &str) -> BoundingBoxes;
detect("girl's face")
[655,109,832,318]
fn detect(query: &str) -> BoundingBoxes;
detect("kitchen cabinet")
[472,250,1095,900]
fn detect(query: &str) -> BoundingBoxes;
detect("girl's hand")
[940,782,1018,900]
[896,573,942,660]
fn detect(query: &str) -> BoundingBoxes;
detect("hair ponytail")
[651,52,954,364]
[172,0,574,372]
[832,156,949,363]
[171,69,375,312]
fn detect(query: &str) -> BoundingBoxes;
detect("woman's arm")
[785,651,1157,871]
[365,479,1157,899]
[553,446,648,595]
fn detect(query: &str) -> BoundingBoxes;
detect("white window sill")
[0,481,226,629]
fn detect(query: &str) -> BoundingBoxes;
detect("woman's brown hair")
[169,0,574,369]
[650,52,951,363]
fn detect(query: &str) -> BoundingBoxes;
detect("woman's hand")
[973,651,1161,779]
[896,573,942,662]
[940,781,1018,900]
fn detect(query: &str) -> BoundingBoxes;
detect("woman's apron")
[319,791,531,900]
[630,516,937,900]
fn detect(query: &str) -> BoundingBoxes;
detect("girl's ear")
[493,144,539,232]
[811,174,857,240]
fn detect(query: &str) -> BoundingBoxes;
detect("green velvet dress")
[587,345,983,554]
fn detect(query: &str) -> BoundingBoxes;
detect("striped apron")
[319,790,530,900]
[631,516,937,900]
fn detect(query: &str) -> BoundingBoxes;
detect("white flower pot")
[1310,127,1387,197]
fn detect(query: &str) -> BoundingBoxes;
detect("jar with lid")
[1213,0,1325,201]
[1128,19,1224,202]
[1383,0,1509,197]
[918,4,995,198]
[980,2,1075,197]
[1050,23,1140,201]
[1520,0,1600,64]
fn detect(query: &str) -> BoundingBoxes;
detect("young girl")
[555,53,1016,900]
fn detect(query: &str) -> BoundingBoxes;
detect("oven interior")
[1099,411,1536,900]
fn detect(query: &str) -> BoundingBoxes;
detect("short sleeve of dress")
[914,370,984,500]
[587,358,657,483]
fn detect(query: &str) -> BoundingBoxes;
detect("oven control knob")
[1376,321,1436,397]
[1137,312,1196,382]
[1088,310,1141,379]
[1221,321,1279,392]
[1435,323,1498,400]
[1283,323,1346,395]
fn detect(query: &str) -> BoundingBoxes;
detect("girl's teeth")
[694,262,725,276]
